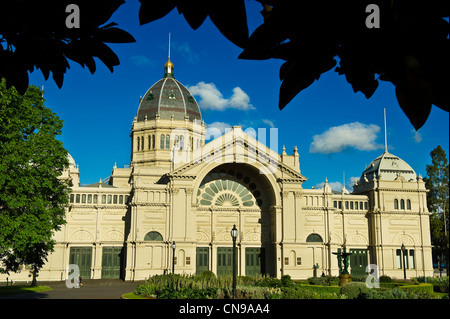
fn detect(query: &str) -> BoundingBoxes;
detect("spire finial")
[164,33,174,78]
[384,108,388,152]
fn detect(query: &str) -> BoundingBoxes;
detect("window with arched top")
[160,134,165,150]
[144,231,163,241]
[407,199,411,210]
[306,233,323,243]
[400,199,405,210]
[394,199,399,210]
[165,135,170,150]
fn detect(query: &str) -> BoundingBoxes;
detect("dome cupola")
[135,57,202,123]
[359,150,417,182]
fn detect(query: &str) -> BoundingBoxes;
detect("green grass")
[0,285,52,296]
[121,292,152,299]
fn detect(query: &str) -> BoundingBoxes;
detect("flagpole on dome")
[384,108,388,153]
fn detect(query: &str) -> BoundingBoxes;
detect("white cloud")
[205,121,232,140]
[188,82,254,111]
[412,130,422,143]
[315,181,343,192]
[262,119,275,128]
[310,122,383,154]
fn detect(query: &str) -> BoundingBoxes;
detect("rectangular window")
[364,202,368,210]
[76,194,80,203]
[113,195,118,204]
[350,201,354,210]
[345,201,349,210]
[108,195,112,204]
[338,201,342,209]
[102,195,106,204]
[81,194,86,203]
[70,194,74,203]
[174,257,177,265]
[333,201,337,208]
[296,257,302,266]
[93,194,98,204]
[409,250,415,269]
[396,249,402,269]
[284,257,289,266]
[119,195,123,204]
[125,195,129,203]
[186,257,191,265]
[88,194,92,203]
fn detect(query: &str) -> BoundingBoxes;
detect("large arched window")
[144,231,163,241]
[160,134,165,150]
[306,233,323,243]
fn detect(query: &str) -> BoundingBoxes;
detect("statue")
[333,245,353,286]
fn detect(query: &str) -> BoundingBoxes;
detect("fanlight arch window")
[197,170,264,208]
[306,233,323,243]
[144,231,163,241]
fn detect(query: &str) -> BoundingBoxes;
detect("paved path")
[0,279,143,299]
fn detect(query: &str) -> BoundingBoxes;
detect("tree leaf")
[395,70,433,130]
[139,0,177,25]
[97,27,136,43]
[177,0,209,30]
[209,0,249,48]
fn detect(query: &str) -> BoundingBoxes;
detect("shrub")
[340,282,369,299]
[366,287,409,299]
[379,275,392,283]
[256,277,282,288]
[281,285,343,299]
[281,275,294,287]
[399,283,434,295]
[198,270,216,280]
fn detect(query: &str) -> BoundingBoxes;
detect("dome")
[360,150,417,182]
[136,58,202,122]
[67,153,76,168]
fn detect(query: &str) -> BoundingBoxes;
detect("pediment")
[165,127,306,182]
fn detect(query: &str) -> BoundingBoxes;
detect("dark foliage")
[0,0,135,95]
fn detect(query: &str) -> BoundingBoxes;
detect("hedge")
[399,283,434,295]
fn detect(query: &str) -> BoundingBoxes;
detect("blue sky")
[29,0,449,190]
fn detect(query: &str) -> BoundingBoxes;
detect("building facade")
[1,58,433,283]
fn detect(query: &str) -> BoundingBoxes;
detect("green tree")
[0,78,71,285]
[424,145,449,274]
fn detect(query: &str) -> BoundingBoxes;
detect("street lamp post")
[230,224,238,299]
[401,243,407,280]
[172,241,176,274]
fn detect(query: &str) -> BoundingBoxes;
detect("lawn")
[0,285,52,296]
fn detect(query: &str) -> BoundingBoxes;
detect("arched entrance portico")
[193,163,279,277]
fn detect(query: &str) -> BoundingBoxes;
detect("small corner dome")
[135,58,202,123]
[360,151,417,182]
